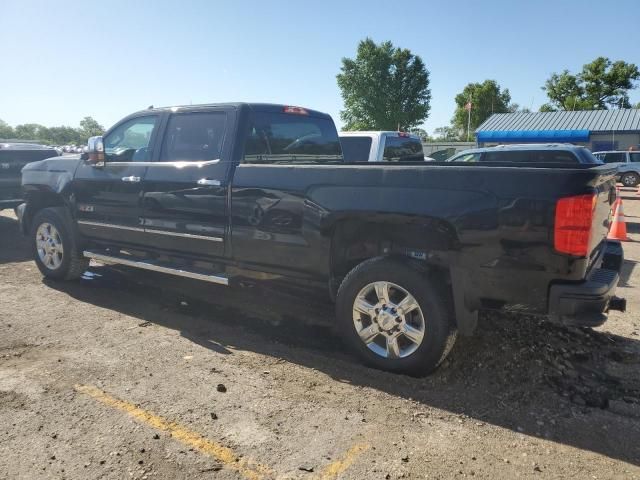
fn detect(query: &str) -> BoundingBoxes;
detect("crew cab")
[593,150,640,187]
[19,103,625,375]
[339,131,425,162]
[0,143,60,211]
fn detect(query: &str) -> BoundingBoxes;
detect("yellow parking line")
[316,443,369,480]
[74,384,272,480]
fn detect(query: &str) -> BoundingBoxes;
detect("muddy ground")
[1,191,639,480]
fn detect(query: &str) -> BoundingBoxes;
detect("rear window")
[482,150,578,163]
[243,112,342,164]
[340,136,372,162]
[382,136,424,162]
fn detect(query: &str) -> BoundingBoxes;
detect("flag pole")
[466,100,472,141]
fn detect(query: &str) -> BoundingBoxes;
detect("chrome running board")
[83,250,229,286]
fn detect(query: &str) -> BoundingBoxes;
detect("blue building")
[476,109,640,151]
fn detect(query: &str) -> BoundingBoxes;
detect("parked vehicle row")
[15,103,626,376]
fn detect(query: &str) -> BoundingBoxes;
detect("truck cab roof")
[130,103,333,119]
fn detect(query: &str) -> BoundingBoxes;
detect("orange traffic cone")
[608,199,629,241]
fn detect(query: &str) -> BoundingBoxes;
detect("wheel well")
[22,191,67,234]
[329,218,455,293]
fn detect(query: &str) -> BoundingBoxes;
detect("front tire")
[336,257,457,376]
[31,207,89,280]
[620,172,640,187]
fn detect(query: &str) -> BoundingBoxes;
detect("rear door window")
[243,112,342,164]
[630,152,640,163]
[160,112,227,162]
[340,136,372,162]
[602,152,627,163]
[382,136,424,161]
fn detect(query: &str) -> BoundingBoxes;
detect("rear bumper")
[548,240,625,327]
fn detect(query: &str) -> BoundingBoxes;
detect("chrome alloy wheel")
[36,222,64,270]
[352,281,425,359]
[621,173,638,187]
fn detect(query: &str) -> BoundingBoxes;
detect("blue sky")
[2,0,639,134]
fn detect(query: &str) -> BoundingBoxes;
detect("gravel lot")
[1,191,640,479]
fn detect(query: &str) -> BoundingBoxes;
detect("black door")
[230,108,343,277]
[140,109,232,258]
[75,114,161,244]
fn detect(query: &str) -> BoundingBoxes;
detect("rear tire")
[336,257,457,376]
[620,172,640,187]
[31,207,88,280]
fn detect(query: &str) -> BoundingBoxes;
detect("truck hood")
[21,154,82,174]
[21,155,83,194]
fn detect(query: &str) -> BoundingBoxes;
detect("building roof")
[476,109,640,133]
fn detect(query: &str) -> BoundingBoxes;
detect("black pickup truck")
[19,103,625,375]
[0,143,60,211]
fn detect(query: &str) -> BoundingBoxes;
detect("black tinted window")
[340,136,372,162]
[483,150,577,163]
[244,112,342,164]
[382,136,424,161]
[602,152,626,163]
[450,152,482,162]
[160,112,226,162]
[630,152,640,163]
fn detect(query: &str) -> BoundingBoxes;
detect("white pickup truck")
[339,131,428,162]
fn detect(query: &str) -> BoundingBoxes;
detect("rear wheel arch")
[327,216,457,295]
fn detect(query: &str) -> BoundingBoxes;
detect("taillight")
[283,106,309,115]
[554,193,596,256]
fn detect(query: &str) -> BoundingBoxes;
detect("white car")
[593,151,640,187]
[339,131,425,162]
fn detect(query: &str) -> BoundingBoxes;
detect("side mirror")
[83,136,105,167]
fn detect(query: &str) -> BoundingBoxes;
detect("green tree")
[452,80,512,138]
[542,57,640,110]
[0,120,14,139]
[433,126,460,141]
[79,116,105,141]
[337,38,431,131]
[13,123,46,141]
[409,128,429,141]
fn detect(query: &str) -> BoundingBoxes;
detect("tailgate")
[0,149,58,201]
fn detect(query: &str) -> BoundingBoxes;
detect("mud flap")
[450,267,478,336]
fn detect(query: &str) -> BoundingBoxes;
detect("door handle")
[197,178,221,186]
[122,176,141,183]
